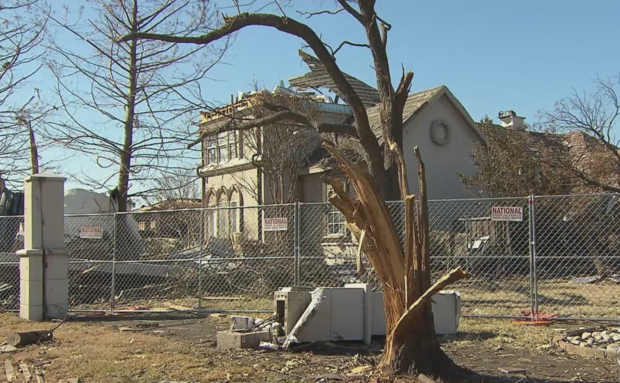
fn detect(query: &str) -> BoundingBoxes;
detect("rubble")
[216,330,271,350]
[556,326,620,359]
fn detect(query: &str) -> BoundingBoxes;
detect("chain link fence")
[1,194,619,320]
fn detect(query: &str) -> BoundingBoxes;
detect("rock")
[568,337,581,345]
[579,342,587,347]
[601,330,609,336]
[612,334,620,342]
[587,338,594,346]
[602,334,612,342]
[607,344,619,354]
[594,334,602,341]
[592,332,600,337]
[582,332,592,340]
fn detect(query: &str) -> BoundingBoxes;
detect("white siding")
[402,95,477,200]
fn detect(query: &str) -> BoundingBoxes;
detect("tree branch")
[121,11,384,181]
[335,0,363,23]
[331,40,370,57]
[187,109,358,149]
[297,8,345,18]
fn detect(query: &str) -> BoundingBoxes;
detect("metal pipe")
[198,210,204,309]
[528,195,535,321]
[530,195,539,319]
[110,213,117,313]
[294,201,300,287]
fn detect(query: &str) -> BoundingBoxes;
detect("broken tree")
[121,0,471,376]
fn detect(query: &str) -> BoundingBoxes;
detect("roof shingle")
[288,50,381,107]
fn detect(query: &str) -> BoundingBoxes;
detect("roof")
[288,50,380,107]
[367,85,445,138]
[137,198,202,212]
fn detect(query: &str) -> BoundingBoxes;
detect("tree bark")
[116,0,139,213]
[7,331,52,347]
[324,141,470,376]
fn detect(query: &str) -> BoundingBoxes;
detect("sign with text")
[491,206,523,222]
[264,217,288,231]
[79,226,103,239]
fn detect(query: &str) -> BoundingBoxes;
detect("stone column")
[18,174,67,321]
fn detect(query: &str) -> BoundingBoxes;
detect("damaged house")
[194,51,485,266]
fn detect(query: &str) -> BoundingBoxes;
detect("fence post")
[198,208,204,310]
[528,195,539,321]
[530,195,539,319]
[111,213,117,313]
[294,202,300,287]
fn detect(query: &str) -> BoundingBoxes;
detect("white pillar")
[18,174,67,321]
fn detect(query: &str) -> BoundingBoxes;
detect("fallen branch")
[390,267,470,340]
[7,331,52,347]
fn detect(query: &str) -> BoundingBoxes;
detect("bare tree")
[225,90,323,204]
[45,0,229,211]
[121,1,471,377]
[460,116,571,197]
[145,168,200,206]
[0,0,53,185]
[538,75,620,193]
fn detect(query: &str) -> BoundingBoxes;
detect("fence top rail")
[299,196,530,206]
[114,203,297,215]
[533,193,620,199]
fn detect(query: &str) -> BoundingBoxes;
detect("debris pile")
[562,327,620,354]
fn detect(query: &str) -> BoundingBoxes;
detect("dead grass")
[0,314,289,382]
[456,317,558,348]
[0,314,614,383]
[453,278,620,318]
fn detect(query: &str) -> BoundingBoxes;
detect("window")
[326,184,346,236]
[228,191,243,234]
[204,132,238,165]
[218,135,229,163]
[217,198,229,238]
[228,131,238,159]
[206,138,217,165]
[207,198,217,237]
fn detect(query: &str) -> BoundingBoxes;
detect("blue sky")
[17,0,620,193]
[205,0,620,122]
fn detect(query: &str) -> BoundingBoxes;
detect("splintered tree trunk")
[324,141,470,376]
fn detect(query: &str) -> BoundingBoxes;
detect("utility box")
[274,287,365,343]
[274,287,314,336]
[274,285,462,345]
[367,290,462,336]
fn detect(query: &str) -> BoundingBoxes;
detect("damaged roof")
[367,85,446,138]
[288,50,381,107]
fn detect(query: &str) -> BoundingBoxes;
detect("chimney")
[498,110,526,130]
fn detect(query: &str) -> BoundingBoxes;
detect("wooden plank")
[18,363,30,383]
[4,361,15,382]
[0,345,17,353]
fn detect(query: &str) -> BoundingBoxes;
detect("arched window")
[216,188,229,238]
[205,189,216,238]
[228,187,243,234]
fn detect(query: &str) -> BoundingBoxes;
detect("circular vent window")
[430,120,450,146]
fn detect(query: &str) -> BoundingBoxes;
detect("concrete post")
[17,173,67,321]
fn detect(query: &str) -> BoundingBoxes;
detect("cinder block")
[216,330,271,350]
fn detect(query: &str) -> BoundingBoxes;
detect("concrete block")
[45,279,69,306]
[45,254,68,280]
[216,331,271,350]
[19,255,43,281]
[20,304,43,321]
[20,279,43,307]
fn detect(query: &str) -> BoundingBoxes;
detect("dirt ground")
[0,313,618,383]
